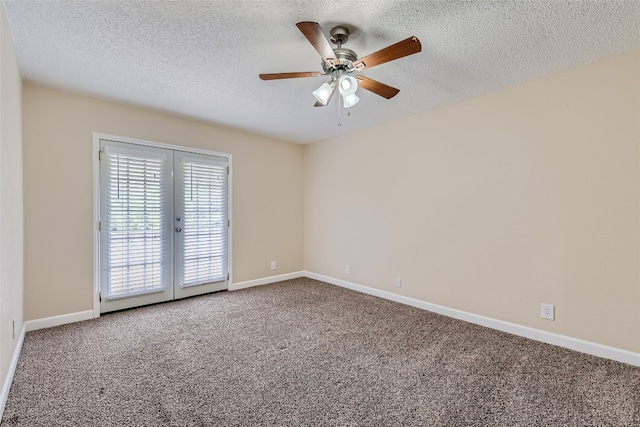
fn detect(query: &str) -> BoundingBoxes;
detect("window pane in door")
[181,159,228,286]
[105,150,167,297]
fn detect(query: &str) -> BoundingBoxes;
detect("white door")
[99,140,229,313]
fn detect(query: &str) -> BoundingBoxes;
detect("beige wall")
[0,3,24,391]
[304,51,640,353]
[22,85,304,320]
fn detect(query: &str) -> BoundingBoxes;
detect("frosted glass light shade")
[338,75,358,96]
[342,93,359,108]
[312,81,336,105]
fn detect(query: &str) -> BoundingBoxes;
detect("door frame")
[92,132,233,318]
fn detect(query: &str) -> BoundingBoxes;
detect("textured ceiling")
[3,1,639,144]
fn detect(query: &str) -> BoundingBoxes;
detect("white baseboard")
[229,271,304,291]
[304,271,640,367]
[0,324,25,420]
[25,310,95,332]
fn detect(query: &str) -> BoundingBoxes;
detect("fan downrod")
[329,26,357,64]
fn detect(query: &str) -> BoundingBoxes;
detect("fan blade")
[314,101,326,107]
[296,22,340,67]
[356,76,400,99]
[259,72,323,80]
[353,36,421,70]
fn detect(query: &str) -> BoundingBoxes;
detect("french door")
[99,139,229,313]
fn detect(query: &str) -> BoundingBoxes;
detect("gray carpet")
[2,278,639,426]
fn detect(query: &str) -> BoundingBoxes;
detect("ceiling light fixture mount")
[259,22,422,125]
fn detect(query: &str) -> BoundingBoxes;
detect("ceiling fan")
[259,22,422,110]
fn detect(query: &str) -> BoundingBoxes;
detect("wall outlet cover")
[541,303,555,320]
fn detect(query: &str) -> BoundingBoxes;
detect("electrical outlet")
[345,264,351,275]
[541,303,555,320]
[395,278,402,288]
[270,261,276,270]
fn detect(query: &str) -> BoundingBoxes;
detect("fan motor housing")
[334,48,357,62]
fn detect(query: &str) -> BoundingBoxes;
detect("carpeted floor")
[2,278,639,426]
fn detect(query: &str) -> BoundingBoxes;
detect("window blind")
[105,149,166,298]
[181,159,228,286]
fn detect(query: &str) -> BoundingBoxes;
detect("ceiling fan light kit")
[259,22,421,125]
[338,75,358,96]
[342,93,359,109]
[312,80,336,106]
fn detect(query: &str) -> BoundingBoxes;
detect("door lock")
[176,227,182,233]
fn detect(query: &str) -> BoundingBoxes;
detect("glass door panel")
[99,141,174,313]
[174,151,228,299]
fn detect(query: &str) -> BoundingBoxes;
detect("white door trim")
[92,132,233,318]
